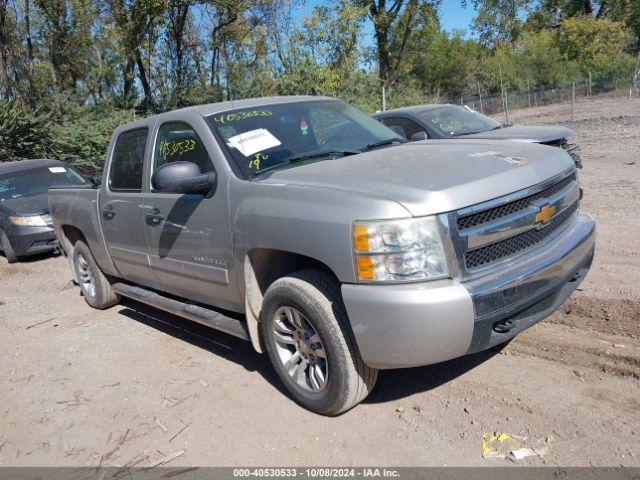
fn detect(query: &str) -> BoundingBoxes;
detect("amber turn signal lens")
[356,256,375,281]
[354,225,370,252]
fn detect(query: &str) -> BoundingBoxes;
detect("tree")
[464,0,532,46]
[557,16,632,76]
[354,0,440,89]
[109,0,164,108]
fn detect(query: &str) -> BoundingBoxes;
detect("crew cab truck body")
[49,96,595,415]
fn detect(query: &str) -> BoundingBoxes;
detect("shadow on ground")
[0,250,59,264]
[116,298,499,407]
[365,349,499,404]
[116,299,290,398]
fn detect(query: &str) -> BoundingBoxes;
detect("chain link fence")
[447,74,638,122]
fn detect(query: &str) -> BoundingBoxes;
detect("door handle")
[102,205,116,220]
[146,208,164,226]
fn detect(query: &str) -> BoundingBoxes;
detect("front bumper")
[342,213,595,369]
[7,225,58,258]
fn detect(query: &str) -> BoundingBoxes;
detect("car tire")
[261,269,378,416]
[72,240,120,309]
[0,230,19,264]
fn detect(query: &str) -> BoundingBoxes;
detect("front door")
[142,120,237,310]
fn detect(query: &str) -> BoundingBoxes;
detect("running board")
[112,283,250,341]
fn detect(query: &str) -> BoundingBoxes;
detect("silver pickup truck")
[49,96,595,415]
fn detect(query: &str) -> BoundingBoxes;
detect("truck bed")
[48,186,116,276]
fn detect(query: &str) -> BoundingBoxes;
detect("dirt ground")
[1,96,639,468]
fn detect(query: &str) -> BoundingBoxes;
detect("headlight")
[9,215,49,227]
[353,216,449,282]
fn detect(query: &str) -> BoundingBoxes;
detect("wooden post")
[499,64,508,124]
[571,82,575,122]
[505,90,510,124]
[477,79,484,114]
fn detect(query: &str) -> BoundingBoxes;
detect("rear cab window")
[109,128,148,192]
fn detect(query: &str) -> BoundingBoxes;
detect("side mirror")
[152,161,215,194]
[88,175,102,187]
[409,131,429,142]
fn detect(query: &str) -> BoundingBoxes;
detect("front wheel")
[72,240,120,309]
[0,230,19,264]
[261,270,378,416]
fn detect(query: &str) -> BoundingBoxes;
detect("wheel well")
[60,225,87,255]
[248,248,337,296]
[243,248,340,353]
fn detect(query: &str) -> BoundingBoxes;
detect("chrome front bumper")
[342,213,595,369]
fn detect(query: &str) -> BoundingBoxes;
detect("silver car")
[373,104,582,167]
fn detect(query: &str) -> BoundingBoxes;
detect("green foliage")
[469,0,530,46]
[557,16,634,77]
[0,100,135,173]
[0,101,52,161]
[47,105,136,172]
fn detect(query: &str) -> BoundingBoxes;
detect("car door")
[142,118,237,310]
[100,126,161,287]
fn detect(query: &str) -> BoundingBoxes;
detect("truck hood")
[457,124,574,143]
[263,139,575,217]
[0,194,50,216]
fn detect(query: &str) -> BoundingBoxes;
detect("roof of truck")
[120,95,335,131]
[0,159,65,175]
[178,95,333,116]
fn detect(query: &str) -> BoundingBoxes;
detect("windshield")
[207,100,403,177]
[0,165,88,200]
[417,105,502,137]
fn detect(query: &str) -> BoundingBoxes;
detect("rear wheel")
[72,240,120,309]
[261,270,378,416]
[0,230,18,264]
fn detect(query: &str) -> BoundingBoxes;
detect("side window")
[381,117,426,140]
[154,122,214,175]
[109,128,148,192]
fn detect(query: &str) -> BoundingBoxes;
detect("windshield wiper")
[455,125,503,136]
[286,149,360,163]
[253,150,360,177]
[361,138,406,151]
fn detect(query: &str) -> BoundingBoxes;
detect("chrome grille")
[448,171,580,277]
[457,173,576,231]
[464,202,578,269]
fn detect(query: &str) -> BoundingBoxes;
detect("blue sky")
[440,0,476,34]
[301,0,477,36]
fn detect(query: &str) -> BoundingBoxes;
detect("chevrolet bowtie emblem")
[535,204,556,225]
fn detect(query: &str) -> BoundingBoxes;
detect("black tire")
[261,270,378,415]
[72,240,120,309]
[0,230,18,264]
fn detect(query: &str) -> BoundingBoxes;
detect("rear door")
[100,126,160,287]
[142,117,237,310]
